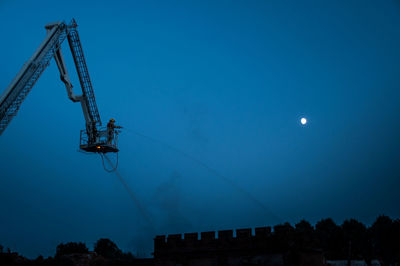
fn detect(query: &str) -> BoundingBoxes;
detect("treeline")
[0,238,147,266]
[272,215,400,265]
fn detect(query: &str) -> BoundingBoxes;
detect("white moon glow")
[301,117,307,125]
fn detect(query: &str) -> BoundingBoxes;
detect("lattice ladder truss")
[67,24,101,127]
[0,25,68,135]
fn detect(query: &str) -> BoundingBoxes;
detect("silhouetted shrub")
[54,256,75,266]
[89,256,107,266]
[94,239,123,259]
[119,251,135,261]
[56,242,89,257]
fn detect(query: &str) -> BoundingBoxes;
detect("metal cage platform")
[79,128,120,153]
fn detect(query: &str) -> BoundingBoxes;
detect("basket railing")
[80,127,119,148]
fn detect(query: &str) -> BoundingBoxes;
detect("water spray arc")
[126,129,282,224]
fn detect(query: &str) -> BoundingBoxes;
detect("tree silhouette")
[393,219,400,265]
[315,218,344,259]
[94,238,123,259]
[370,215,397,265]
[294,219,317,249]
[341,219,367,262]
[55,242,89,257]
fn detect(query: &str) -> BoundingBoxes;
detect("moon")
[300,117,307,125]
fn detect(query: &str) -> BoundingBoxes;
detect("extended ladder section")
[0,23,68,135]
[67,21,101,126]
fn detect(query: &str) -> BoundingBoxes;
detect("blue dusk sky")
[1,0,400,258]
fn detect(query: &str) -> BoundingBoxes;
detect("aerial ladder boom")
[0,19,119,153]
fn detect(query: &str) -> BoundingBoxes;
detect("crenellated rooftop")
[154,227,277,258]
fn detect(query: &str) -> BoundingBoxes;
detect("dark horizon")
[1,214,399,260]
